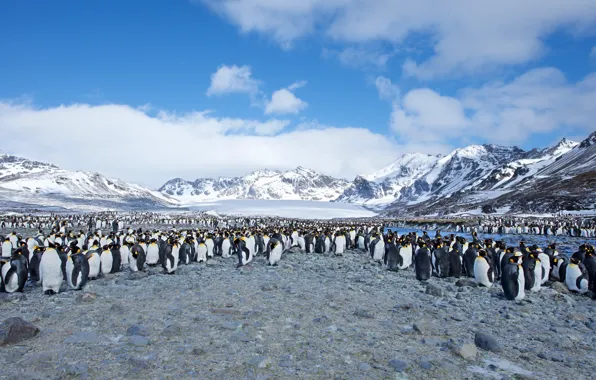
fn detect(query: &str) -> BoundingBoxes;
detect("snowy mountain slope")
[335,144,527,205]
[382,134,595,216]
[0,151,178,211]
[159,167,351,202]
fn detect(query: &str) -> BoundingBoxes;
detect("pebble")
[388,358,408,372]
[454,343,477,360]
[64,363,89,377]
[353,308,375,319]
[358,362,372,371]
[63,331,100,344]
[474,331,501,352]
[129,335,150,346]
[426,283,443,297]
[126,324,150,337]
[0,317,40,346]
[455,279,477,287]
[249,355,272,368]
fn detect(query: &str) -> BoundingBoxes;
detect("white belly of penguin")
[357,236,365,250]
[565,265,588,293]
[205,240,214,257]
[334,237,345,255]
[398,246,413,269]
[197,245,207,262]
[269,245,282,265]
[146,244,160,265]
[165,246,179,273]
[531,262,542,292]
[324,238,331,253]
[2,242,12,255]
[40,250,63,292]
[1,262,18,293]
[474,258,493,287]
[221,240,231,258]
[100,251,113,275]
[298,237,305,250]
[372,241,385,261]
[120,246,130,267]
[88,254,101,278]
[538,254,550,285]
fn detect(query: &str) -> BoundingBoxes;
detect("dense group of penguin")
[1,220,595,304]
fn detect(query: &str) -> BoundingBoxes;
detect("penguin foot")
[44,290,55,296]
[235,263,243,269]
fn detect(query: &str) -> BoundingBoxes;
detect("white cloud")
[375,76,399,101]
[206,64,260,96]
[0,102,400,188]
[388,67,596,144]
[322,46,394,69]
[265,83,308,115]
[201,0,596,78]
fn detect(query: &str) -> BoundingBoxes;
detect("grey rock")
[18,352,54,370]
[63,331,100,344]
[261,284,277,291]
[162,323,182,338]
[221,321,243,330]
[75,292,97,303]
[551,282,569,294]
[454,343,477,360]
[126,324,149,337]
[388,358,408,372]
[129,356,154,369]
[474,332,501,352]
[426,283,443,297]
[128,271,148,280]
[455,279,477,287]
[64,363,88,377]
[413,320,436,335]
[249,355,272,368]
[0,317,40,346]
[354,308,375,319]
[129,335,150,346]
[419,361,433,370]
[586,321,596,331]
[358,362,372,371]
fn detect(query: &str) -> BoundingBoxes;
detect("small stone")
[129,356,153,369]
[413,320,436,335]
[221,321,243,331]
[249,355,272,368]
[162,324,182,338]
[454,343,477,360]
[474,332,501,352]
[0,317,40,346]
[63,331,100,344]
[128,271,148,280]
[206,259,216,265]
[192,347,206,355]
[455,279,477,287]
[586,321,596,331]
[388,358,408,372]
[425,284,443,297]
[358,362,372,371]
[127,325,149,337]
[64,363,88,377]
[76,292,97,303]
[354,308,375,319]
[129,335,150,346]
[419,361,433,370]
[261,284,277,291]
[210,308,241,315]
[551,282,569,294]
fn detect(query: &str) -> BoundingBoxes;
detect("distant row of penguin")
[1,220,595,303]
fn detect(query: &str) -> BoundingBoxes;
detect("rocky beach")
[1,246,595,380]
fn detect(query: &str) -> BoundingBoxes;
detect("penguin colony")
[1,219,595,304]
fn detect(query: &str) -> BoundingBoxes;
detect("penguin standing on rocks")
[501,251,525,301]
[463,243,478,277]
[397,240,413,270]
[28,245,44,282]
[100,245,114,276]
[129,243,146,272]
[266,238,283,266]
[39,243,63,295]
[432,241,450,278]
[162,239,179,274]
[235,237,253,268]
[370,233,385,263]
[414,242,432,281]
[332,231,346,256]
[383,237,401,271]
[583,246,596,293]
[145,239,160,266]
[551,255,569,282]
[473,249,494,288]
[66,248,89,290]
[1,248,28,293]
[565,254,589,294]
[536,248,550,285]
[522,251,542,292]
[448,244,462,278]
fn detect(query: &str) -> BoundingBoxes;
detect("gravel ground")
[1,247,595,380]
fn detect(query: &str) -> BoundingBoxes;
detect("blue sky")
[1,0,596,187]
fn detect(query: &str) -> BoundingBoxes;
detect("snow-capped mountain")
[159,167,351,202]
[335,144,527,205]
[0,151,177,211]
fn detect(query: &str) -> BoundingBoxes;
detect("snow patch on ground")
[183,199,376,219]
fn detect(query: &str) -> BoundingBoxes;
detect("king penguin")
[473,249,494,288]
[414,242,432,281]
[66,248,89,290]
[565,254,589,294]
[501,251,525,301]
[1,248,28,293]
[39,244,63,295]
